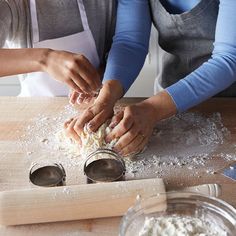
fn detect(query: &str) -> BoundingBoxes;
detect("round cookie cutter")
[29,163,66,187]
[84,148,126,184]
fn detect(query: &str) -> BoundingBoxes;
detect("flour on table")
[139,215,226,236]
[125,112,235,179]
[20,104,236,184]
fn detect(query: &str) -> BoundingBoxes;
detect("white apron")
[19,0,100,97]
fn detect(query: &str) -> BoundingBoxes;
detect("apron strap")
[77,0,90,31]
[30,0,40,43]
[30,0,90,44]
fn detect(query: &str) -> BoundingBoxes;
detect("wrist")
[37,48,53,72]
[140,90,177,124]
[95,80,124,106]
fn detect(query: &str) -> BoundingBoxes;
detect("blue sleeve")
[103,0,152,93]
[166,0,236,112]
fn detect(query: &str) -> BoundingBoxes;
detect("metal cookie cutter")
[29,163,66,187]
[84,148,126,184]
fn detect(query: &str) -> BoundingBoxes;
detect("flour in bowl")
[139,215,226,236]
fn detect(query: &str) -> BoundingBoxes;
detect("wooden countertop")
[0,97,235,236]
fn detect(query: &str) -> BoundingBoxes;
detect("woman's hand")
[106,103,157,156]
[42,49,101,93]
[106,91,177,156]
[64,80,124,140]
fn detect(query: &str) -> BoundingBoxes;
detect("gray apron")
[150,0,236,97]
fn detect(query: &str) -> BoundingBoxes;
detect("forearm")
[140,90,177,124]
[103,0,151,93]
[0,48,50,77]
[166,0,236,112]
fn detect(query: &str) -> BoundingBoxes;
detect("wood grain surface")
[0,97,235,235]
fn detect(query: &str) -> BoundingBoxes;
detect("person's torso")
[150,0,236,97]
[151,0,219,87]
[4,0,117,65]
[35,0,117,64]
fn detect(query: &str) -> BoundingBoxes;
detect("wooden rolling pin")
[0,178,220,226]
[0,178,165,226]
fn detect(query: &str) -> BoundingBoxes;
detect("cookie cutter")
[84,148,126,184]
[29,163,66,187]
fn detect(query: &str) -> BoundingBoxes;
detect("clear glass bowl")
[119,192,236,236]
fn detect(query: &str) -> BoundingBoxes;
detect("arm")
[0,48,101,94]
[103,0,152,94]
[166,0,236,112]
[0,2,100,93]
[67,0,152,135]
[108,0,236,156]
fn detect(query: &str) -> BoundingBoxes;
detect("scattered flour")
[139,215,226,236]
[125,112,235,178]
[20,105,236,182]
[20,104,119,185]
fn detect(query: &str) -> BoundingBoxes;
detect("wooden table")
[0,97,235,236]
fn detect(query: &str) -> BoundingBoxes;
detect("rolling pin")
[0,178,165,226]
[0,178,220,226]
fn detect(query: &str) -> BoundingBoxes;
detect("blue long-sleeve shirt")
[103,0,236,112]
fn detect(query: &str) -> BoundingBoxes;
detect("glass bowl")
[119,191,236,236]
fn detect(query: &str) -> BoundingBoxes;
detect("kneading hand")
[105,103,157,156]
[64,80,124,142]
[106,91,177,157]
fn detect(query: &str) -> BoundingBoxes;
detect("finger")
[106,112,134,142]
[88,109,114,132]
[83,96,93,104]
[66,79,82,93]
[69,69,92,94]
[109,111,123,129]
[69,91,80,105]
[76,55,101,90]
[65,118,81,143]
[78,93,93,104]
[113,125,140,152]
[76,93,87,104]
[73,108,96,134]
[63,118,74,129]
[134,136,149,155]
[120,135,148,157]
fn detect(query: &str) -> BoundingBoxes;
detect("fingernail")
[77,98,82,104]
[109,122,117,129]
[87,122,94,132]
[84,99,90,104]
